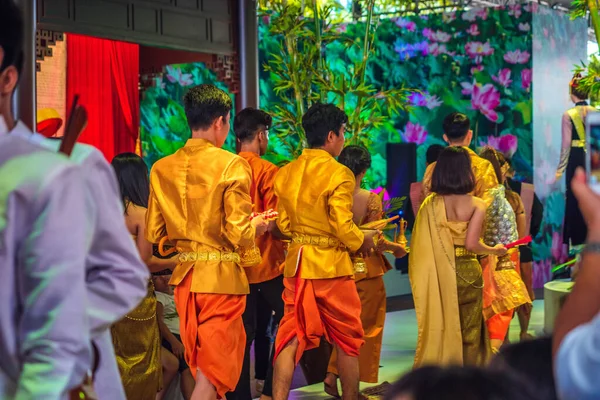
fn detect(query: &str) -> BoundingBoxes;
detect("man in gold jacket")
[271,103,378,400]
[422,112,498,200]
[231,107,286,400]
[146,84,267,400]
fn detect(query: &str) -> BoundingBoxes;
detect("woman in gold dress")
[410,147,505,367]
[111,153,179,399]
[323,145,407,397]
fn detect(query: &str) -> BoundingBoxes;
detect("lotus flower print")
[166,66,193,87]
[395,17,416,32]
[467,24,480,36]
[521,69,532,90]
[504,50,530,64]
[492,68,512,88]
[485,134,518,157]
[470,83,501,122]
[465,41,494,63]
[402,122,428,145]
[408,92,427,106]
[508,4,522,18]
[518,22,531,31]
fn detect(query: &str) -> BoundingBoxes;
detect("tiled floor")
[288,299,546,399]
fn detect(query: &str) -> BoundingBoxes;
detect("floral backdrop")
[140,62,236,168]
[259,5,535,186]
[531,7,587,286]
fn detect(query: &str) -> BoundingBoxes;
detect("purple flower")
[402,122,428,145]
[336,23,348,33]
[395,17,416,32]
[373,187,391,201]
[408,92,427,106]
[471,84,501,122]
[422,28,434,40]
[552,231,567,262]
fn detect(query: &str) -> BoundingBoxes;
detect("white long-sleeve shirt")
[556,311,600,399]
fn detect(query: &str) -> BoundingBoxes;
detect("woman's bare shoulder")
[471,196,486,210]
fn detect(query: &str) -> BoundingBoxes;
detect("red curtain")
[67,34,139,161]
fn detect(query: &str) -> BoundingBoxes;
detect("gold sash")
[567,107,586,147]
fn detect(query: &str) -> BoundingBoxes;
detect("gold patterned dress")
[111,268,162,399]
[410,194,491,367]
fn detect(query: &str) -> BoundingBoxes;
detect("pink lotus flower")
[486,134,518,157]
[504,50,530,64]
[430,30,452,43]
[402,122,428,145]
[166,65,193,87]
[465,41,494,63]
[395,17,416,32]
[521,69,532,90]
[428,43,449,56]
[467,24,480,36]
[336,23,348,33]
[492,68,512,88]
[508,4,522,18]
[471,83,501,122]
[461,80,476,95]
[262,15,271,25]
[518,22,531,31]
[476,8,489,20]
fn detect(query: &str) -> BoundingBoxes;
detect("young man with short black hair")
[229,107,286,400]
[271,103,378,400]
[146,85,268,400]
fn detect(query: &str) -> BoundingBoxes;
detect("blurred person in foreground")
[1,1,148,399]
[553,167,600,399]
[384,366,536,400]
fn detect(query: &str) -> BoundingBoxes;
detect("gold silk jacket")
[146,139,255,295]
[422,147,499,204]
[274,149,364,279]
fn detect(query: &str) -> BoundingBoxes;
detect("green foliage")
[140,63,236,168]
[259,0,411,160]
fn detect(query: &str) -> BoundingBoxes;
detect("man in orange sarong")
[146,84,268,400]
[231,108,286,400]
[271,103,378,400]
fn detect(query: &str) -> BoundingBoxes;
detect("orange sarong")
[327,275,386,383]
[274,249,364,365]
[174,272,246,399]
[482,248,530,342]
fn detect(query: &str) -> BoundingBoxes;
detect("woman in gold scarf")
[410,147,505,367]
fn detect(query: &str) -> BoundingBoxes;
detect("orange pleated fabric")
[273,249,364,365]
[174,272,246,399]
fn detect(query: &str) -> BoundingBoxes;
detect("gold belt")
[572,140,586,148]
[178,251,240,264]
[291,233,346,249]
[455,246,476,258]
